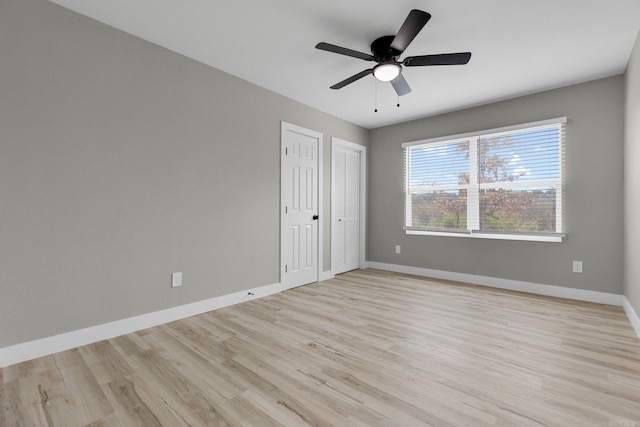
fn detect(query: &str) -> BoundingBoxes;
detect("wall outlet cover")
[572,261,583,274]
[172,272,183,287]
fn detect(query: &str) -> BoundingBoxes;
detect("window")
[404,118,566,242]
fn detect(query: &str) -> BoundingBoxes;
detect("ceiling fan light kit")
[373,62,401,82]
[316,9,471,101]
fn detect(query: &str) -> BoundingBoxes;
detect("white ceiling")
[48,0,640,129]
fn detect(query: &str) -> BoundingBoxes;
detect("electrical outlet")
[395,245,401,254]
[572,261,583,274]
[172,272,183,287]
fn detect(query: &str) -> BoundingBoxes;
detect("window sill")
[405,229,564,242]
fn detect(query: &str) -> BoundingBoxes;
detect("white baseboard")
[0,282,282,368]
[368,261,640,340]
[623,297,640,339]
[366,262,624,306]
[4,267,637,368]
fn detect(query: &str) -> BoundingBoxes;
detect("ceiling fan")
[315,9,471,96]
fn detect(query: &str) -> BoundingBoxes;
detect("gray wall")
[625,31,640,314]
[0,0,367,347]
[368,76,624,294]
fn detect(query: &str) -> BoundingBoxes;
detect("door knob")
[312,215,319,220]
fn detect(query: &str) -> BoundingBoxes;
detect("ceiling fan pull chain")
[374,79,378,113]
[397,94,400,108]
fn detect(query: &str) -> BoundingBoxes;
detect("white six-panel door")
[332,138,366,275]
[281,123,321,289]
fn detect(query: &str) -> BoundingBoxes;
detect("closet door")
[332,140,364,275]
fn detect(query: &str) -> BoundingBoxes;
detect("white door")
[281,123,321,289]
[332,138,366,275]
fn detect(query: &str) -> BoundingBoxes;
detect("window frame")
[403,117,566,243]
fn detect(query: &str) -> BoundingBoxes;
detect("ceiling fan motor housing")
[371,35,400,61]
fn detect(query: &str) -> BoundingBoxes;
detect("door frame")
[331,137,367,275]
[280,121,324,288]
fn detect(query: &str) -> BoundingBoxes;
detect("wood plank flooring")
[2,269,640,426]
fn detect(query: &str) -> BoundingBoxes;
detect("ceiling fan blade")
[330,69,374,89]
[404,52,472,67]
[390,74,412,96]
[390,9,431,54]
[316,42,375,61]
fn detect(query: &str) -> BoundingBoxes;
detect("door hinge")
[285,265,288,273]
[285,147,288,155]
[285,206,288,214]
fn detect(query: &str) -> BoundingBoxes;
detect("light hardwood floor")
[2,269,640,426]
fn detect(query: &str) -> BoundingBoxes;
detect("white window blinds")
[404,118,566,240]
